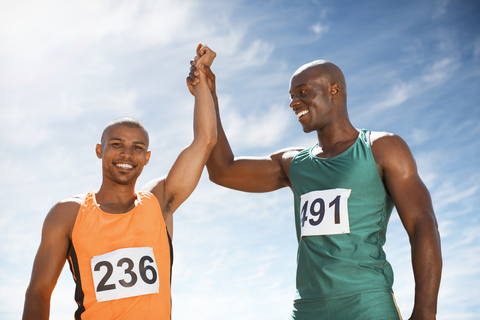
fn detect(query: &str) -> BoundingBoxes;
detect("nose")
[120,147,134,158]
[290,96,300,110]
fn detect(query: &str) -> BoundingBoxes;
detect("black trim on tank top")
[68,244,86,319]
[167,227,173,320]
[167,227,173,281]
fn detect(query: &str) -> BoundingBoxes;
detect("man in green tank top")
[187,46,442,320]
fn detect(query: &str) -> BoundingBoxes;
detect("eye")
[112,142,122,147]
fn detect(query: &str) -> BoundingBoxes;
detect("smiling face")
[289,67,332,133]
[96,123,151,186]
[289,61,346,133]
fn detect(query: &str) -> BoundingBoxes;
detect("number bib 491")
[300,189,351,237]
[91,247,159,302]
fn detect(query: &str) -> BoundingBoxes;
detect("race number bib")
[300,189,351,237]
[91,247,159,302]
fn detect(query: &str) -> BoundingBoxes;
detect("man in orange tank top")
[22,44,217,320]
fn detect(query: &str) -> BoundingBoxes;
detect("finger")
[186,77,197,93]
[196,49,216,68]
[191,63,200,74]
[189,72,199,80]
[186,75,200,85]
[189,65,199,74]
[197,44,212,56]
[200,45,215,57]
[199,46,209,56]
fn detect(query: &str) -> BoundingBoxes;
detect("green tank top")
[289,129,395,301]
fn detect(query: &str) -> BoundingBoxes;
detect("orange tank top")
[67,191,172,319]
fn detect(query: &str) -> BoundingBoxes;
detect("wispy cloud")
[221,97,293,150]
[311,22,329,36]
[474,36,480,60]
[431,0,449,19]
[367,57,459,112]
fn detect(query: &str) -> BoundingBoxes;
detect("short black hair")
[100,117,149,146]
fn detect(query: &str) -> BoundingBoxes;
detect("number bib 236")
[300,189,351,237]
[91,247,159,302]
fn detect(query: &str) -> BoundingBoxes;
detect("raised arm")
[22,200,79,320]
[372,133,442,320]
[145,45,217,224]
[186,46,298,193]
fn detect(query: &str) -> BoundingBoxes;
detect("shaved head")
[101,117,149,147]
[292,60,347,99]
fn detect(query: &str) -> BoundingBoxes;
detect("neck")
[314,120,358,158]
[96,181,138,214]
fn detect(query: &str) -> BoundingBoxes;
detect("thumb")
[198,63,209,74]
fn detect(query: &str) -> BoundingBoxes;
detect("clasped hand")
[186,44,216,95]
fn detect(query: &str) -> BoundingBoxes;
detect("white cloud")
[311,22,329,36]
[432,181,478,213]
[365,56,459,113]
[221,39,275,71]
[371,81,411,110]
[221,98,293,150]
[421,57,459,86]
[409,127,431,145]
[0,0,198,87]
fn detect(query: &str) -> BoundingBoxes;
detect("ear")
[330,83,340,97]
[95,144,103,159]
[145,151,151,165]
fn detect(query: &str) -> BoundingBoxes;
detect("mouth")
[295,109,309,119]
[115,162,135,170]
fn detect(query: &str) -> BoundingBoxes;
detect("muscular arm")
[207,93,295,192]
[372,133,442,320]
[145,45,217,231]
[187,52,297,193]
[22,200,79,320]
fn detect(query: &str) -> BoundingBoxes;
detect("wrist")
[410,305,437,320]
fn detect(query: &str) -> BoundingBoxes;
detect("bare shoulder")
[272,146,304,164]
[44,194,85,235]
[277,146,304,158]
[371,131,412,154]
[370,131,402,144]
[272,147,304,181]
[51,195,84,215]
[370,131,416,174]
[142,176,166,204]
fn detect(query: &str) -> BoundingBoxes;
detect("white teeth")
[296,110,309,118]
[117,163,133,169]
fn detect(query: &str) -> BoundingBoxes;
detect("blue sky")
[1,0,479,319]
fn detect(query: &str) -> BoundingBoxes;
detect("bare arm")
[372,133,442,320]
[186,47,297,193]
[22,200,79,320]
[207,88,295,192]
[145,45,217,224]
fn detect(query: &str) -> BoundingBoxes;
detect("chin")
[302,125,314,133]
[109,171,141,186]
[111,176,136,185]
